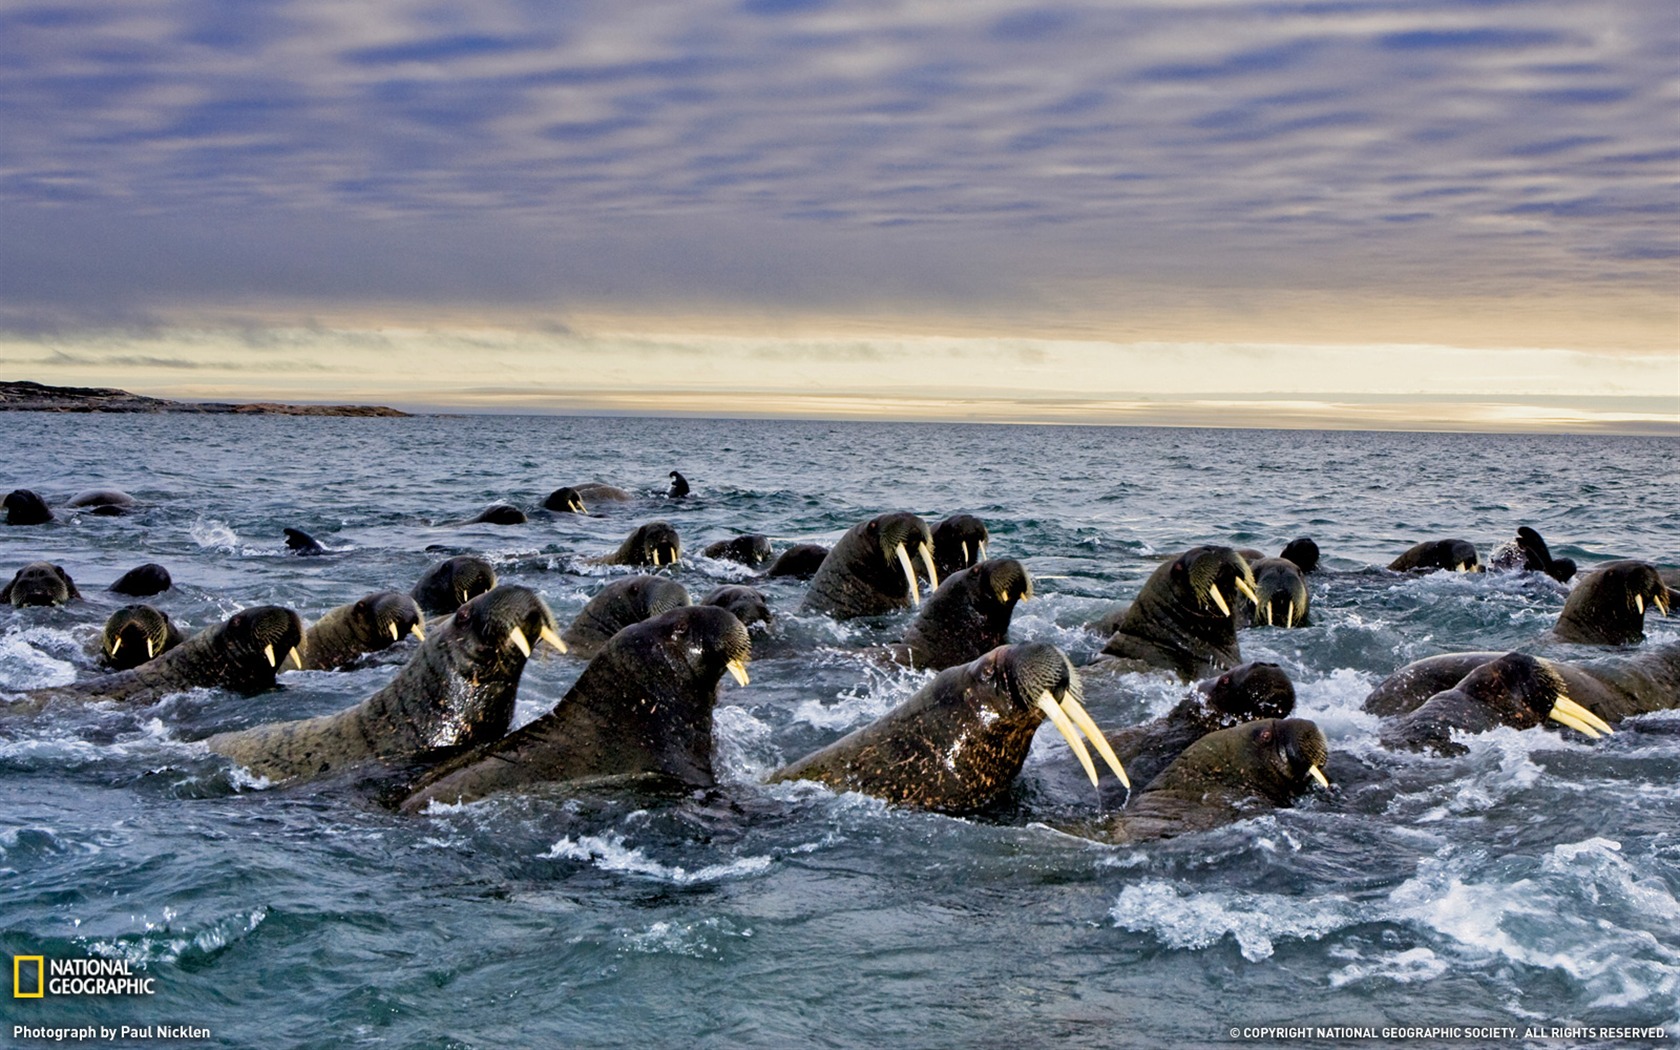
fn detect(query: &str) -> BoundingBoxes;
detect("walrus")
[1100,661,1297,790]
[1,562,81,607]
[1389,539,1479,573]
[1072,718,1329,844]
[1364,644,1680,727]
[67,489,136,516]
[542,487,589,514]
[702,585,771,628]
[400,605,751,812]
[289,591,426,671]
[702,535,773,567]
[1099,546,1259,680]
[562,575,692,659]
[571,483,635,503]
[1378,652,1617,755]
[1488,526,1576,582]
[10,606,304,710]
[667,471,690,499]
[283,528,327,556]
[108,563,171,597]
[593,521,681,567]
[1552,560,1671,645]
[1245,557,1310,628]
[767,543,829,579]
[768,643,1127,814]
[410,556,498,616]
[99,605,185,671]
[3,489,52,526]
[1280,537,1320,574]
[890,558,1032,671]
[931,514,989,579]
[209,586,564,785]
[459,503,528,526]
[801,512,938,619]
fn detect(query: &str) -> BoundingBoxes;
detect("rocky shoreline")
[0,380,409,416]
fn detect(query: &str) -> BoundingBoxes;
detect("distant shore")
[0,380,409,417]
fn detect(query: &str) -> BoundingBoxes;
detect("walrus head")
[411,555,498,616]
[3,489,52,526]
[543,486,588,515]
[1,561,81,607]
[611,521,682,567]
[986,642,1130,791]
[1280,537,1320,574]
[1179,546,1260,620]
[702,534,773,567]
[703,584,772,628]
[1555,560,1671,645]
[1390,538,1480,573]
[216,606,307,693]
[667,470,690,499]
[108,563,172,597]
[1195,661,1296,728]
[1250,557,1310,628]
[1380,652,1612,755]
[932,514,990,579]
[563,575,693,656]
[1239,718,1332,806]
[101,605,181,670]
[448,585,567,671]
[360,591,427,646]
[467,503,527,526]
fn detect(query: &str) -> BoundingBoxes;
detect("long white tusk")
[1264,603,1273,627]
[507,625,532,658]
[1551,695,1613,737]
[282,647,303,671]
[538,625,567,653]
[1234,576,1259,604]
[576,500,588,515]
[1060,695,1130,788]
[895,544,922,606]
[147,637,156,658]
[264,643,276,668]
[1206,584,1231,617]
[1308,765,1330,789]
[961,541,969,565]
[727,659,750,686]
[1037,692,1098,788]
[110,636,124,657]
[978,540,988,562]
[1658,592,1671,616]
[410,622,425,641]
[1285,603,1295,628]
[651,549,661,566]
[388,622,401,642]
[919,543,940,591]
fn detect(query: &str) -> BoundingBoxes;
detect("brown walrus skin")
[400,605,751,813]
[294,591,426,671]
[562,575,692,659]
[801,512,938,620]
[890,558,1032,672]
[99,604,185,671]
[1377,652,1619,756]
[1552,559,1671,645]
[209,586,561,785]
[1099,546,1258,680]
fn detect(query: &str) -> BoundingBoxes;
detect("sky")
[1,0,1675,430]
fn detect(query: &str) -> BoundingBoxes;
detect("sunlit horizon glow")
[0,0,1674,431]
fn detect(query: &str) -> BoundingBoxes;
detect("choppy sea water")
[1,414,1676,1049]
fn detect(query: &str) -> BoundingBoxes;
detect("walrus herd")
[2,486,1676,847]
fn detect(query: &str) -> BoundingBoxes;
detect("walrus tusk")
[281,647,303,671]
[1308,765,1330,789]
[1635,594,1643,616]
[1233,576,1259,605]
[1263,603,1273,627]
[894,544,922,605]
[1038,692,1099,788]
[651,549,661,566]
[410,622,425,641]
[1654,591,1670,616]
[146,637,156,658]
[1058,694,1130,789]
[1206,584,1231,617]
[538,625,567,654]
[575,499,589,514]
[727,659,750,686]
[918,543,940,591]
[978,540,988,562]
[507,626,532,658]
[1549,695,1613,737]
[388,622,401,642]
[263,643,276,668]
[961,541,969,565]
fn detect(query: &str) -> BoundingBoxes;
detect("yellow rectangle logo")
[13,955,45,998]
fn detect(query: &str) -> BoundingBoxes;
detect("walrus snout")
[931,514,989,578]
[873,512,939,604]
[411,555,498,616]
[1265,718,1331,795]
[224,606,306,680]
[1,561,80,607]
[459,585,566,662]
[1183,546,1259,619]
[101,604,182,670]
[1000,642,1130,790]
[1202,662,1296,724]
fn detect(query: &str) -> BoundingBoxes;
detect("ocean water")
[1,414,1677,1049]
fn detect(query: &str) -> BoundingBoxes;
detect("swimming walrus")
[1,562,81,607]
[542,487,589,514]
[1364,644,1680,727]
[766,543,829,579]
[592,521,681,567]
[701,535,773,567]
[9,606,303,711]
[1389,539,1480,573]
[562,575,692,659]
[1099,546,1259,680]
[3,489,52,526]
[108,563,172,597]
[1552,559,1671,645]
[667,471,690,499]
[930,514,989,579]
[399,605,751,812]
[410,555,498,616]
[889,558,1032,671]
[1072,718,1330,844]
[99,605,185,671]
[1244,556,1310,629]
[801,512,938,619]
[1377,652,1617,755]
[209,586,564,785]
[1488,526,1576,582]
[1280,537,1321,574]
[290,591,426,671]
[459,503,528,526]
[768,643,1128,815]
[702,585,772,628]
[67,489,136,516]
[1099,661,1297,791]
[571,483,636,503]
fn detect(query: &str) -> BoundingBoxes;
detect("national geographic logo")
[12,956,156,997]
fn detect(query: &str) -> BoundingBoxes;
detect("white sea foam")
[1328,946,1451,988]
[1109,878,1362,961]
[0,628,79,691]
[616,917,754,959]
[541,833,771,884]
[189,518,241,551]
[791,664,926,731]
[713,703,780,782]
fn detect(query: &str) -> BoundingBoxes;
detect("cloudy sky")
[1,0,1675,428]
